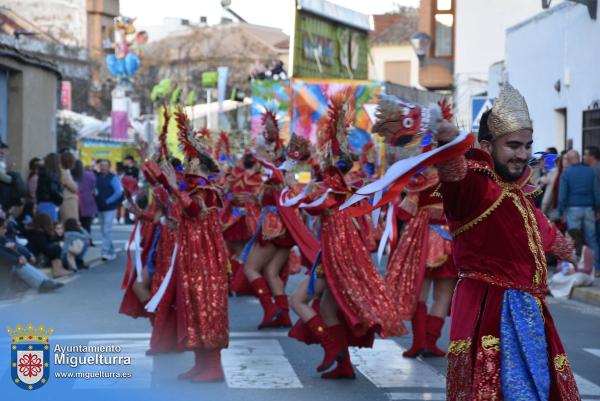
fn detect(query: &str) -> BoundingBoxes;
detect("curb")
[571,286,600,307]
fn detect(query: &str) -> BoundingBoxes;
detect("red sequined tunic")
[438,149,579,401]
[173,175,229,350]
[385,171,457,320]
[221,166,261,242]
[290,169,407,343]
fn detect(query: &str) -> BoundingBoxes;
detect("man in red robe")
[431,83,580,400]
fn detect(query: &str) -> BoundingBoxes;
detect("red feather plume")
[438,98,453,122]
[174,109,199,159]
[158,105,170,160]
[319,90,354,157]
[215,131,231,160]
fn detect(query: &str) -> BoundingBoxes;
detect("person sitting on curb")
[0,217,64,293]
[62,218,91,270]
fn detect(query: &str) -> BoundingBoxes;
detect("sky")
[120,0,420,34]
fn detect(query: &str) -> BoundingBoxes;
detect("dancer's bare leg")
[264,247,290,296]
[320,288,342,326]
[229,240,245,261]
[244,242,276,282]
[429,278,457,318]
[290,277,326,321]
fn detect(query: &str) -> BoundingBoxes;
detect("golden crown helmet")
[7,324,54,343]
[487,82,533,139]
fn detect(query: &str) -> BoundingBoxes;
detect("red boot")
[231,260,255,296]
[321,351,356,380]
[250,277,282,329]
[403,302,427,358]
[191,349,225,383]
[424,315,446,357]
[269,295,292,328]
[178,350,203,380]
[306,315,347,372]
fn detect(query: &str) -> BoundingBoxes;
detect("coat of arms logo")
[7,324,53,390]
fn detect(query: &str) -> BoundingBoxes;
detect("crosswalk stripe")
[583,348,600,359]
[350,339,446,389]
[386,392,445,400]
[574,373,600,397]
[72,340,152,389]
[222,339,303,389]
[0,331,289,342]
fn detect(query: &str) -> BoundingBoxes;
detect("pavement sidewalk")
[572,279,600,306]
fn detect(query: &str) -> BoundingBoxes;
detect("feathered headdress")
[317,90,354,168]
[261,108,283,150]
[437,98,453,122]
[158,105,170,161]
[371,94,442,148]
[174,108,213,161]
[279,133,312,172]
[286,134,311,162]
[214,131,231,163]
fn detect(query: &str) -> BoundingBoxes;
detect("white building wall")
[368,45,420,87]
[504,2,600,153]
[2,0,88,47]
[454,0,546,130]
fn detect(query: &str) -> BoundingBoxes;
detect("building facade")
[0,43,60,176]
[368,12,420,87]
[503,1,600,153]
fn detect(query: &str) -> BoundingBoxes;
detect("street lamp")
[410,32,432,65]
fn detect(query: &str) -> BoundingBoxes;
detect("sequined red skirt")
[386,209,456,320]
[149,228,183,353]
[223,205,260,243]
[176,210,229,350]
[320,210,407,338]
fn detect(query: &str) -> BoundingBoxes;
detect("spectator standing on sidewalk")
[122,156,139,224]
[27,157,41,205]
[72,160,97,237]
[584,145,600,276]
[36,153,63,223]
[95,159,123,261]
[559,149,600,272]
[59,151,79,224]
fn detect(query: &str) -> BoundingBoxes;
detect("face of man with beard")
[480,129,533,182]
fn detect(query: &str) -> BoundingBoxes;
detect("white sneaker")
[101,254,117,261]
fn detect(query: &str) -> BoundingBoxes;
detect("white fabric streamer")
[299,189,332,209]
[145,243,179,313]
[133,223,143,283]
[279,187,309,207]
[371,190,383,228]
[340,131,470,210]
[377,205,395,265]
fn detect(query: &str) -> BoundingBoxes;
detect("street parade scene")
[1,0,600,400]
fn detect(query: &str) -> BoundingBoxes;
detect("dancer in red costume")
[382,101,457,358]
[145,186,183,355]
[287,93,406,380]
[385,167,457,358]
[158,110,230,383]
[374,84,580,399]
[118,173,160,320]
[243,110,317,329]
[221,153,262,295]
